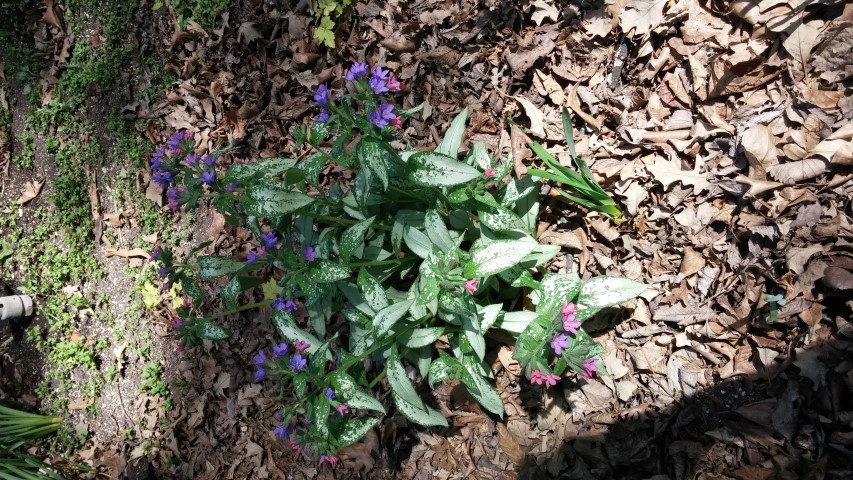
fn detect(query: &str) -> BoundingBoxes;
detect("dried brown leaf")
[646,154,710,194]
[679,246,706,277]
[741,124,779,179]
[104,247,149,259]
[16,180,45,205]
[767,158,830,184]
[619,0,668,36]
[496,422,526,464]
[783,19,822,65]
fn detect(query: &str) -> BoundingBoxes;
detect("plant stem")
[367,369,386,389]
[199,299,272,321]
[348,258,404,267]
[308,214,392,231]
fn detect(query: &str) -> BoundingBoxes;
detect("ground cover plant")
[148,63,647,461]
[1,0,851,478]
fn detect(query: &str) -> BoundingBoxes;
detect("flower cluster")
[148,130,222,212]
[531,300,600,389]
[253,339,351,467]
[312,62,404,129]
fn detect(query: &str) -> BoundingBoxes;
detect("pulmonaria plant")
[146,62,647,464]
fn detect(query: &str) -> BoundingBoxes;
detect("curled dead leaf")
[768,158,830,184]
[16,180,45,205]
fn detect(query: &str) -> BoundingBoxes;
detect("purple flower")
[313,83,329,106]
[290,354,307,370]
[152,170,173,188]
[272,343,288,358]
[254,366,267,382]
[273,424,293,439]
[316,108,330,123]
[369,76,389,94]
[225,183,239,193]
[149,246,161,262]
[184,152,199,165]
[325,388,334,400]
[284,299,298,312]
[150,147,166,170]
[246,247,265,265]
[261,232,277,249]
[345,61,369,81]
[582,358,598,379]
[166,185,185,211]
[201,154,217,166]
[253,349,267,365]
[371,65,390,81]
[550,333,571,355]
[302,246,317,262]
[157,266,169,279]
[369,103,396,128]
[167,131,185,154]
[272,296,286,311]
[200,170,216,185]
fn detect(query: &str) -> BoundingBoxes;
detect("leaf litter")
[1,0,852,478]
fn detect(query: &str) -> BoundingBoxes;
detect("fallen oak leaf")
[768,158,830,184]
[513,96,545,137]
[16,180,45,205]
[104,247,150,259]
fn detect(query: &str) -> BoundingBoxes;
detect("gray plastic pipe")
[0,295,33,321]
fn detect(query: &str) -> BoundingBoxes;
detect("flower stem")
[199,299,272,321]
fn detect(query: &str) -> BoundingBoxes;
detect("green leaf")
[463,238,538,278]
[294,372,307,398]
[357,268,388,311]
[436,108,468,159]
[461,312,485,361]
[387,348,448,427]
[197,320,230,340]
[244,184,314,219]
[467,141,492,170]
[223,157,297,184]
[271,309,325,358]
[424,209,454,252]
[405,327,445,348]
[462,357,504,417]
[313,396,331,438]
[407,151,481,187]
[340,216,374,263]
[403,225,433,259]
[357,138,389,191]
[220,275,264,310]
[329,372,386,413]
[314,15,336,47]
[335,417,379,447]
[308,258,351,283]
[479,206,528,233]
[373,298,415,333]
[198,255,244,280]
[386,348,424,407]
[416,273,440,307]
[497,311,537,335]
[576,277,647,319]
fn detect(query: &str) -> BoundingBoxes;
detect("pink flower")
[390,116,402,129]
[463,279,478,295]
[385,73,401,91]
[542,372,560,388]
[582,358,598,379]
[336,404,349,415]
[530,369,560,388]
[290,438,303,454]
[484,168,496,178]
[319,455,339,466]
[295,340,310,352]
[561,301,580,333]
[529,369,545,385]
